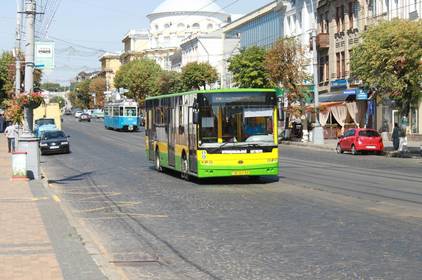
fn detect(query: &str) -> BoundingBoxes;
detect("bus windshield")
[198,91,276,145]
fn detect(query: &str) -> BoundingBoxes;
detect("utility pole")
[310,0,324,145]
[19,0,40,180]
[15,0,24,95]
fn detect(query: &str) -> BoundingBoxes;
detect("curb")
[280,141,422,159]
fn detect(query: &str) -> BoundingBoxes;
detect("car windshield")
[43,131,65,139]
[359,130,380,137]
[36,119,55,126]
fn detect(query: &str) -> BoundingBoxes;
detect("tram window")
[113,107,119,116]
[120,107,123,116]
[125,107,136,116]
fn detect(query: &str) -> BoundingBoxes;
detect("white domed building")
[144,0,232,70]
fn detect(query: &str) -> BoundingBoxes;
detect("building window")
[340,5,345,31]
[336,52,341,78]
[319,57,324,83]
[341,51,346,77]
[192,23,200,29]
[325,12,329,34]
[164,23,170,29]
[348,2,354,29]
[177,23,185,29]
[336,7,340,32]
[207,23,214,30]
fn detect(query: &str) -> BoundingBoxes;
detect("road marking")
[52,195,61,203]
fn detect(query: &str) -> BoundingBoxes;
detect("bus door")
[188,107,198,173]
[147,108,154,161]
[168,108,176,167]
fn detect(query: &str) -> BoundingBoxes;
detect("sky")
[0,0,272,85]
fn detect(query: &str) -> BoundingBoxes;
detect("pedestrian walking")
[0,114,4,133]
[4,122,18,153]
[392,122,400,150]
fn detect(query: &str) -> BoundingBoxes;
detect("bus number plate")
[232,170,250,176]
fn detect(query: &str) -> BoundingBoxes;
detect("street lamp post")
[310,0,324,145]
[18,0,40,180]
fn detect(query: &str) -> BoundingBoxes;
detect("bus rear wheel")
[155,150,162,172]
[181,156,189,181]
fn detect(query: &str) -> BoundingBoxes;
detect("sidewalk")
[0,136,63,279]
[282,137,422,158]
[0,135,106,280]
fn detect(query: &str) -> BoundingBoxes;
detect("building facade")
[221,0,317,87]
[99,52,121,91]
[316,0,421,135]
[145,0,232,70]
[179,30,239,87]
[120,30,150,65]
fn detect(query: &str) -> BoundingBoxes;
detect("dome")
[150,0,226,15]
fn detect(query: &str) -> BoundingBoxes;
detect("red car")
[336,128,384,155]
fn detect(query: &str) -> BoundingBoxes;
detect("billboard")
[35,41,55,69]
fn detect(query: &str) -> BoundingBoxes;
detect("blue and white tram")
[104,100,140,131]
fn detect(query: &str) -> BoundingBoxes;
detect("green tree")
[265,38,310,117]
[228,46,273,88]
[0,52,15,103]
[158,70,183,95]
[181,62,218,90]
[50,96,66,109]
[114,59,162,102]
[350,19,422,114]
[69,79,91,109]
[89,77,106,107]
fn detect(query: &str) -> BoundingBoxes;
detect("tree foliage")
[159,70,184,94]
[181,62,218,90]
[89,77,106,107]
[265,38,310,117]
[228,46,273,88]
[350,19,422,114]
[68,79,91,109]
[114,59,162,102]
[49,96,66,109]
[0,52,15,103]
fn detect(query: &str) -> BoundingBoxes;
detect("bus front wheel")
[155,150,162,172]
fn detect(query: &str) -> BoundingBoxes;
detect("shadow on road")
[47,171,94,185]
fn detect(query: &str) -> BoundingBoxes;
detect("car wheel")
[155,150,162,172]
[336,144,343,154]
[351,145,358,155]
[181,156,189,181]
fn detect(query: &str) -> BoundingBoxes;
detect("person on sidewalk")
[392,123,400,150]
[4,122,18,153]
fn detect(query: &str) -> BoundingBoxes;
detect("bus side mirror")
[193,111,200,124]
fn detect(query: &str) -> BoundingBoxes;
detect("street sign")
[343,89,356,95]
[356,89,368,100]
[35,41,55,70]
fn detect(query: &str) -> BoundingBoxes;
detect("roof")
[145,88,277,101]
[150,0,227,15]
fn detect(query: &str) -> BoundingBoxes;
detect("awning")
[318,93,355,103]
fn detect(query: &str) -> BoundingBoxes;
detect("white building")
[145,0,232,70]
[180,30,240,87]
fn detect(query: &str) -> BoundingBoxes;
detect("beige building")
[99,53,121,90]
[316,0,421,137]
[120,30,150,64]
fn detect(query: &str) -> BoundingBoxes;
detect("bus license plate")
[232,170,250,176]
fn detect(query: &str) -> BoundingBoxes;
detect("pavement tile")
[0,135,63,280]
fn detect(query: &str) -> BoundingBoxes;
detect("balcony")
[316,33,329,49]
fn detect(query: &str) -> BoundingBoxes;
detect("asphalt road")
[41,116,422,280]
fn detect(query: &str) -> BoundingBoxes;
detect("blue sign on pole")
[356,89,368,100]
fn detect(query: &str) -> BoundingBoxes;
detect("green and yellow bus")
[145,89,281,179]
